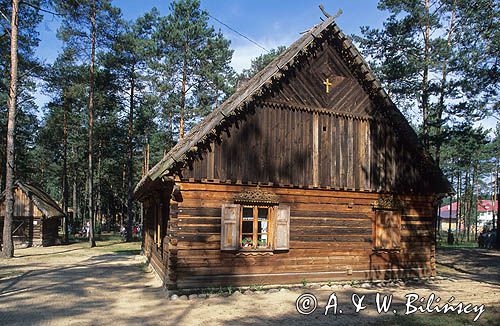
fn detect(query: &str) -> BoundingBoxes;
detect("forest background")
[0,0,498,255]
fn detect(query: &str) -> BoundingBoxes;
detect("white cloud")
[229,35,296,73]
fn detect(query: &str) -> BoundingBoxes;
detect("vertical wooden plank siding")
[312,113,319,187]
[183,104,433,196]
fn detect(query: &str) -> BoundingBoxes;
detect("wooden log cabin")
[134,16,452,289]
[0,181,63,248]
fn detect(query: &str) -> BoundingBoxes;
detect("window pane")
[257,220,268,233]
[258,208,268,234]
[243,207,253,219]
[258,234,268,247]
[241,235,253,248]
[242,220,253,234]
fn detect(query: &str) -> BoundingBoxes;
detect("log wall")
[142,186,175,287]
[169,182,436,288]
[0,188,55,248]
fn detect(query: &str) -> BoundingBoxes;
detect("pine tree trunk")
[474,163,479,241]
[88,0,96,248]
[168,112,173,150]
[463,170,470,242]
[447,174,454,244]
[496,160,500,249]
[97,142,102,233]
[179,50,188,139]
[121,163,125,229]
[73,176,77,230]
[434,1,456,165]
[126,70,135,242]
[62,91,69,243]
[456,172,461,241]
[421,0,431,150]
[491,168,498,228]
[1,0,19,259]
[464,168,474,242]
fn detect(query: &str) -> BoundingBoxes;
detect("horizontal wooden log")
[177,182,437,201]
[178,225,221,233]
[176,267,435,288]
[292,218,372,227]
[176,261,433,276]
[177,253,432,268]
[178,207,221,217]
[290,235,372,242]
[290,210,370,218]
[290,227,372,236]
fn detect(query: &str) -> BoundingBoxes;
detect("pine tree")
[0,0,43,188]
[55,0,121,247]
[238,46,286,82]
[354,0,499,164]
[1,0,19,258]
[107,13,155,241]
[155,0,234,139]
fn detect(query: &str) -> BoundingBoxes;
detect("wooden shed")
[134,16,452,289]
[0,181,63,248]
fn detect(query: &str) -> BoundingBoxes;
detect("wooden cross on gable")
[321,76,344,94]
[323,78,333,93]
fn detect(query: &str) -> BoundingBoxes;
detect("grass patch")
[111,249,141,255]
[437,241,478,249]
[93,240,141,255]
[249,284,264,292]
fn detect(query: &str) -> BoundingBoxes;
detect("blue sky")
[33,1,497,132]
[36,0,388,72]
[34,0,388,110]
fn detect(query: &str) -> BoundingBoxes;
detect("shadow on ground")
[0,246,498,325]
[0,249,167,325]
[437,247,500,286]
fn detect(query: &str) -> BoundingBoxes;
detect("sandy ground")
[1,239,499,326]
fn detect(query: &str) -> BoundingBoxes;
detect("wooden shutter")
[221,204,240,251]
[375,210,401,249]
[274,205,290,250]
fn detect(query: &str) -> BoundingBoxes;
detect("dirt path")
[437,247,500,285]
[1,242,499,325]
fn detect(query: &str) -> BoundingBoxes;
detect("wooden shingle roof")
[135,16,452,197]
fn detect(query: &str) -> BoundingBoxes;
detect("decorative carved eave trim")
[233,187,280,205]
[372,195,405,211]
[259,101,374,121]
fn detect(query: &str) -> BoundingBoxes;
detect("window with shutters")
[221,203,290,252]
[374,209,401,250]
[241,206,271,249]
